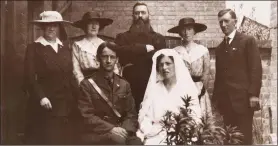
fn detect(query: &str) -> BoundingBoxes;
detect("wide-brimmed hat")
[72,11,113,29]
[30,11,71,24]
[168,17,207,34]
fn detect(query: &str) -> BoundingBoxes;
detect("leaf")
[161,94,246,145]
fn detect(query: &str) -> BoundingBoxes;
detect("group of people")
[23,2,262,145]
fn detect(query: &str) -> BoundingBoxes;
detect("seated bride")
[136,49,202,145]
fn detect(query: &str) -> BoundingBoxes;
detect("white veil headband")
[142,49,199,105]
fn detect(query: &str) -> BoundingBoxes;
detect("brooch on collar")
[232,48,238,51]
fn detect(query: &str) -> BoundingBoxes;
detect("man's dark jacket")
[213,31,262,114]
[78,71,137,143]
[115,27,166,111]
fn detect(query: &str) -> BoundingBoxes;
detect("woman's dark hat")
[72,11,113,29]
[168,17,207,34]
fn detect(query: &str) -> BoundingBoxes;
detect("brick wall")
[63,0,226,95]
[64,0,225,46]
[269,0,277,140]
[67,1,276,144]
[2,0,275,144]
[63,5,276,143]
[252,1,277,144]
[62,0,226,97]
[40,2,276,142]
[2,1,226,144]
[270,1,277,134]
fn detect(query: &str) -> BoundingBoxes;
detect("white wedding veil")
[143,49,199,102]
[137,49,202,142]
[139,49,202,122]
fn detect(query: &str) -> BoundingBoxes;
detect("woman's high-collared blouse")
[72,37,120,85]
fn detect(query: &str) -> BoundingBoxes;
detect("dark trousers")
[219,95,254,145]
[81,132,143,145]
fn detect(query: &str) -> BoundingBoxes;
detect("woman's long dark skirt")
[24,101,76,145]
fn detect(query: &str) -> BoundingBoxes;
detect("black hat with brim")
[72,11,113,29]
[168,17,207,34]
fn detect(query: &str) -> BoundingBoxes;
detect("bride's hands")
[145,123,163,138]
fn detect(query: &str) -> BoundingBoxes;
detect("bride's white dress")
[136,49,202,145]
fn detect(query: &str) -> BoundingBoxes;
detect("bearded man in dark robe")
[115,2,166,112]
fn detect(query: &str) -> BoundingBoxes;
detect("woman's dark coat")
[23,42,78,144]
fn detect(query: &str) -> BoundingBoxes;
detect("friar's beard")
[130,17,151,34]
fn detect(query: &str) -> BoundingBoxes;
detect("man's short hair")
[218,8,237,19]
[132,2,149,14]
[96,41,118,60]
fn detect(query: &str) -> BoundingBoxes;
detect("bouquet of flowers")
[160,95,244,145]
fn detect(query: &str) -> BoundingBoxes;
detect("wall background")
[1,0,276,144]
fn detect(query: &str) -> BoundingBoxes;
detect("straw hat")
[31,11,71,24]
[30,11,71,41]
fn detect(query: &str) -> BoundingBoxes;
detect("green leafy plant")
[160,95,244,145]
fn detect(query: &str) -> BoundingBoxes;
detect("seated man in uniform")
[77,41,142,145]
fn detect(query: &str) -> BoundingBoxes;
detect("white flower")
[169,127,175,132]
[187,141,192,145]
[170,115,175,121]
[191,137,198,142]
[170,135,175,140]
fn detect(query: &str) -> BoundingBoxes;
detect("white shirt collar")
[226,29,236,44]
[35,36,63,46]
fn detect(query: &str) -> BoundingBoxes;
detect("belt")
[198,85,206,100]
[191,75,202,82]
[191,76,206,100]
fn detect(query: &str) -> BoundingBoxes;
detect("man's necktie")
[224,36,230,51]
[105,76,114,89]
[225,36,230,46]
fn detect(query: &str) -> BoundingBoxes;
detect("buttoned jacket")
[78,71,137,135]
[213,31,262,114]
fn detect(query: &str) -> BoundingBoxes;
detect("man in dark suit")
[77,42,142,145]
[212,9,262,144]
[115,2,166,112]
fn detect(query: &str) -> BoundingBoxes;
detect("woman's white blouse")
[72,37,104,84]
